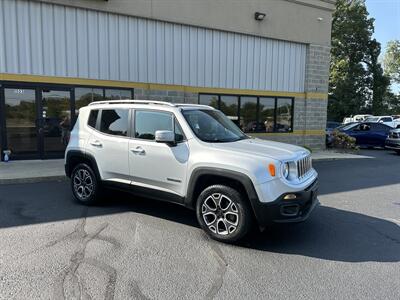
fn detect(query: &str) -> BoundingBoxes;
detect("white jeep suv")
[65,100,318,242]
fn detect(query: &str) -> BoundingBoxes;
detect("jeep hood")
[210,138,309,161]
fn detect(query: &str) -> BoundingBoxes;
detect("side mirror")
[379,120,384,123]
[155,130,175,145]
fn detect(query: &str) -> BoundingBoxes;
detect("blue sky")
[365,0,400,93]
[365,0,400,52]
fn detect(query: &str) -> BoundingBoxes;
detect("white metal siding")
[0,0,306,92]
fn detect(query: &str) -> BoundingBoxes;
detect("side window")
[99,109,129,137]
[87,110,99,129]
[360,124,371,131]
[371,123,388,131]
[135,110,173,140]
[381,117,392,122]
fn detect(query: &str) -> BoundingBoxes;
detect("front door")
[129,109,189,198]
[3,87,39,159]
[40,89,72,158]
[0,86,73,160]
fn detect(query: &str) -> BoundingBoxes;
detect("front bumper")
[385,138,400,150]
[252,179,319,228]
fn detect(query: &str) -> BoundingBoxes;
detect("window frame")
[132,108,187,143]
[198,93,294,133]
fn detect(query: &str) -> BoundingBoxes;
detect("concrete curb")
[0,175,67,185]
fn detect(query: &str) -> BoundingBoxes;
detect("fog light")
[284,194,297,200]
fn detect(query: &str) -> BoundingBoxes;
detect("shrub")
[331,131,359,151]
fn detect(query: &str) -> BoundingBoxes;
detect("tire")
[70,163,101,205]
[196,184,253,243]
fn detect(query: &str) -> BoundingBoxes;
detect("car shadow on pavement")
[241,205,400,263]
[0,182,399,264]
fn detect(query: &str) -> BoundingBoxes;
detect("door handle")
[90,140,103,147]
[130,146,145,155]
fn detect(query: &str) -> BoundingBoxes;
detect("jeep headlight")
[282,162,290,179]
[282,161,298,181]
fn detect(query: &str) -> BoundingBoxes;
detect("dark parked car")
[339,122,391,148]
[385,128,400,154]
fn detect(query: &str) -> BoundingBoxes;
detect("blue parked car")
[339,122,392,148]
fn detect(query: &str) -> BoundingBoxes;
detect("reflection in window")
[135,111,173,140]
[100,109,129,137]
[276,98,293,132]
[240,97,258,133]
[220,96,239,125]
[105,89,132,100]
[199,94,219,109]
[75,88,103,113]
[260,97,275,133]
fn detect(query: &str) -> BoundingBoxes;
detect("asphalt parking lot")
[0,150,399,299]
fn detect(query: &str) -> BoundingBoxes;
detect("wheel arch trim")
[65,150,101,180]
[185,167,259,212]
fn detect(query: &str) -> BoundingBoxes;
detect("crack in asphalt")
[367,224,400,245]
[53,208,118,300]
[204,235,229,300]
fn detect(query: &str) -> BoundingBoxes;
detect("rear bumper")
[252,179,319,228]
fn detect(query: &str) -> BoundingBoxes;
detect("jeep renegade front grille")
[297,155,312,179]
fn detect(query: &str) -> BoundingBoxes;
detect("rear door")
[85,108,131,183]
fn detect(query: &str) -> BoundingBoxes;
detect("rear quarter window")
[87,110,99,129]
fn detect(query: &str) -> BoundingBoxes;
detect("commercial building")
[0,0,335,160]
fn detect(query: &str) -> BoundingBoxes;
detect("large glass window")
[41,90,71,154]
[260,97,276,133]
[105,89,132,100]
[199,94,219,109]
[75,88,103,113]
[276,98,293,132]
[220,96,239,125]
[240,97,258,133]
[135,111,173,140]
[99,109,129,137]
[198,94,294,133]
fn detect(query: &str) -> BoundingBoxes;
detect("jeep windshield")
[182,109,248,143]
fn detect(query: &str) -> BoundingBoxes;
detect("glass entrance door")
[40,89,72,158]
[4,88,39,159]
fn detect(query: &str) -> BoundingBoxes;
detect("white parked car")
[342,114,373,124]
[65,100,318,242]
[364,116,400,128]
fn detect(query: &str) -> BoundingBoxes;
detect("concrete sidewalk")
[0,159,66,184]
[0,151,372,184]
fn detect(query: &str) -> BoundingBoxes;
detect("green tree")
[328,0,388,120]
[383,40,400,84]
[366,39,392,115]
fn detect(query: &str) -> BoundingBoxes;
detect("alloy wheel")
[73,169,94,200]
[201,193,239,236]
